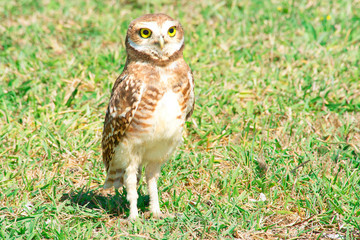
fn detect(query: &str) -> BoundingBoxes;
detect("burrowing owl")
[102,13,194,219]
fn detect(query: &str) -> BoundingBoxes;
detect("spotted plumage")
[101,13,194,219]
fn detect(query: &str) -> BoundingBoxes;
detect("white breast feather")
[138,90,183,163]
[153,91,183,139]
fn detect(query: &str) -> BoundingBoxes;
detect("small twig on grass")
[289,214,316,227]
[290,160,310,174]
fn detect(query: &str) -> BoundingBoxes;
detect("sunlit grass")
[1,0,360,239]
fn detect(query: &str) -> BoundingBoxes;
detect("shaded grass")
[1,0,360,239]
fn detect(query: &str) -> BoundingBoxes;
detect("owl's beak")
[158,36,165,50]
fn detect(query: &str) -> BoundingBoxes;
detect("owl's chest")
[150,90,184,139]
[128,89,184,162]
[126,62,189,144]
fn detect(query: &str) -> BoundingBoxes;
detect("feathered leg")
[145,163,161,217]
[125,163,139,220]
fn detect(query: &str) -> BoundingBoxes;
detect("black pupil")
[143,29,149,35]
[169,28,174,33]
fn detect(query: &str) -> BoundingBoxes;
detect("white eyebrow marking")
[161,20,178,33]
[137,22,159,30]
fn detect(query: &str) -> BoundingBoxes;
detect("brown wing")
[102,73,144,171]
[185,71,195,120]
[186,100,195,120]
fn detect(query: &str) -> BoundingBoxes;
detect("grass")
[1,0,360,239]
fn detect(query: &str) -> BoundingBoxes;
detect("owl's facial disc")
[128,20,184,61]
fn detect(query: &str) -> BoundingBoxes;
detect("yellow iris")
[140,28,152,38]
[168,26,176,37]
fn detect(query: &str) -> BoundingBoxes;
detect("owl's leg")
[145,163,161,217]
[136,166,142,184]
[124,163,139,220]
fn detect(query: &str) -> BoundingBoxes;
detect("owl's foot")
[128,210,139,221]
[151,208,162,219]
[144,210,164,219]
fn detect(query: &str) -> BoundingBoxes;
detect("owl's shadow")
[60,187,150,217]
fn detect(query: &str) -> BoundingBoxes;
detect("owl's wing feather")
[185,100,194,120]
[185,71,195,120]
[102,73,145,171]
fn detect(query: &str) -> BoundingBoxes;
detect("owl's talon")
[128,212,139,221]
[151,210,162,219]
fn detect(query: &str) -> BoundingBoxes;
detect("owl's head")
[125,13,185,64]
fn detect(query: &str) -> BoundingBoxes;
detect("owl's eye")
[140,28,152,38]
[168,26,176,37]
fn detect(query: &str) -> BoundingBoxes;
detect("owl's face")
[125,14,185,63]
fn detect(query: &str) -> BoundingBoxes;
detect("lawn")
[1,0,360,239]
